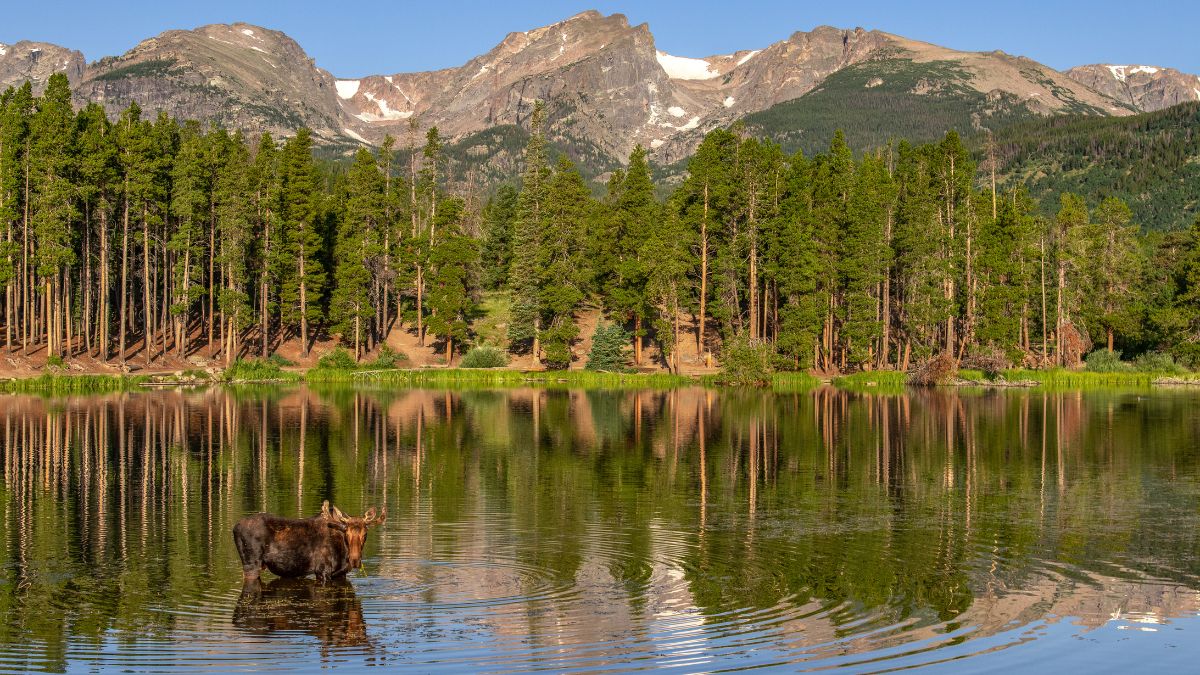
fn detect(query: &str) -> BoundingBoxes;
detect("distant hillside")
[741,57,1050,157]
[986,101,1200,231]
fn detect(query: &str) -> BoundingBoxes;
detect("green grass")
[0,374,147,393]
[771,372,823,392]
[1001,368,1200,389]
[832,371,909,392]
[307,368,700,389]
[221,358,301,383]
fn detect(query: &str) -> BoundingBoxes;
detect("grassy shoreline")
[2,365,1199,393]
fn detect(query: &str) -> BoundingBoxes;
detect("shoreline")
[2,366,1199,393]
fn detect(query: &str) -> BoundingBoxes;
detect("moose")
[233,501,386,582]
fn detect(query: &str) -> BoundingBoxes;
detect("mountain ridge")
[1,11,1194,169]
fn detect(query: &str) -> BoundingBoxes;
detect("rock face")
[73,23,348,142]
[0,41,85,93]
[0,11,1181,168]
[1064,64,1200,112]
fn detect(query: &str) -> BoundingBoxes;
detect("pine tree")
[330,148,383,360]
[480,184,518,290]
[30,74,78,359]
[608,145,657,366]
[425,197,479,363]
[278,128,325,357]
[508,101,550,361]
[169,120,209,357]
[538,156,591,369]
[212,130,254,365]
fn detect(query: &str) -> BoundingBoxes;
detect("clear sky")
[4,1,1198,77]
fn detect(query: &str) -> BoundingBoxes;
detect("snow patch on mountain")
[343,127,368,143]
[655,51,718,80]
[736,50,761,66]
[335,80,360,99]
[0,44,7,57]
[668,106,686,118]
[357,91,413,121]
[723,96,735,108]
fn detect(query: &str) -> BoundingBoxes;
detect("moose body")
[233,502,385,582]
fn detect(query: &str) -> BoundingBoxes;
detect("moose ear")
[326,521,347,533]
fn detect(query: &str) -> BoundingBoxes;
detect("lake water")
[1,385,1198,672]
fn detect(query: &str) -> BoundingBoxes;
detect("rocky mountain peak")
[1065,63,1200,112]
[0,40,85,93]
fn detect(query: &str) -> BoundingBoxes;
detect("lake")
[1,385,1198,672]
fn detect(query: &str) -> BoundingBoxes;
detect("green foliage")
[586,322,632,373]
[316,348,358,371]
[745,58,1035,157]
[988,102,1200,231]
[1133,351,1187,374]
[717,337,775,387]
[222,359,298,382]
[1085,349,1131,373]
[460,345,510,369]
[366,346,405,370]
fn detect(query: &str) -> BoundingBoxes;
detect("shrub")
[1133,351,1186,374]
[460,345,509,369]
[1172,342,1200,370]
[909,353,957,386]
[717,336,775,386]
[585,323,632,372]
[316,347,357,370]
[46,355,65,369]
[367,345,404,369]
[266,353,296,367]
[223,358,293,382]
[1084,349,1130,373]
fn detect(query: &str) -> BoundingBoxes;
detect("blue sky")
[4,1,1198,77]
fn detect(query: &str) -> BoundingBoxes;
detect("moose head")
[320,501,386,570]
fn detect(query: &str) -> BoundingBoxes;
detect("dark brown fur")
[233,502,385,582]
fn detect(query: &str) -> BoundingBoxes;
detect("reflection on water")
[1,385,1199,672]
[234,577,370,653]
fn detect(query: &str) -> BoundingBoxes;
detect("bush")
[1085,349,1130,373]
[266,353,295,367]
[1172,342,1200,370]
[46,354,65,369]
[585,323,632,372]
[223,358,294,382]
[367,345,404,369]
[909,353,957,386]
[460,345,509,369]
[1133,351,1186,374]
[316,347,357,370]
[717,336,775,386]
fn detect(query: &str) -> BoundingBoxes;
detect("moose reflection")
[234,577,370,650]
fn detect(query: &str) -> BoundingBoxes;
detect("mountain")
[1064,64,1200,113]
[0,41,85,93]
[74,23,349,143]
[985,101,1200,231]
[1,11,1189,174]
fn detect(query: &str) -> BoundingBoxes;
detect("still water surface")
[1,385,1199,672]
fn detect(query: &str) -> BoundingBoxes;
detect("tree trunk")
[142,206,151,366]
[697,182,709,354]
[119,198,130,366]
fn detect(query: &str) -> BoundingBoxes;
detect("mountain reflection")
[0,385,1197,671]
